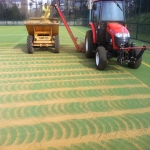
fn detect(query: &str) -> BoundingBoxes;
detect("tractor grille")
[114,36,130,47]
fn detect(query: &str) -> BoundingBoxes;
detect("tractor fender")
[88,22,97,43]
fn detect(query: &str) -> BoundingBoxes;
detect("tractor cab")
[91,0,129,48]
[92,0,125,22]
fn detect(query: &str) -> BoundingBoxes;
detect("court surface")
[0,26,150,150]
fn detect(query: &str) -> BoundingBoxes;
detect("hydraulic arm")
[53,3,84,52]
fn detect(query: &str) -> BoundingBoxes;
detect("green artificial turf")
[0,25,150,150]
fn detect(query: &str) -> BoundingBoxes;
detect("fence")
[0,20,150,44]
[127,23,150,43]
[0,21,24,25]
[0,19,89,26]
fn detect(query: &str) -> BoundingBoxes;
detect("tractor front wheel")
[27,35,34,54]
[85,30,95,58]
[128,49,142,69]
[95,46,107,70]
[54,35,60,53]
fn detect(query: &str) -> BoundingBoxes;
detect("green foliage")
[126,0,150,23]
[0,3,24,20]
[127,13,150,23]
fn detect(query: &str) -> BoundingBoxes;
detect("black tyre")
[85,30,95,58]
[27,35,34,54]
[128,49,142,69]
[54,35,59,53]
[95,46,107,70]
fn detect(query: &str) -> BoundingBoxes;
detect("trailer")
[24,17,60,54]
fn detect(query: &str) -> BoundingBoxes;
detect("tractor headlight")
[122,33,130,37]
[115,33,130,38]
[115,33,123,37]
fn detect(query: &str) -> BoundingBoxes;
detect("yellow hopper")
[24,17,59,54]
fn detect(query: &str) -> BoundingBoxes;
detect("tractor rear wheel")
[85,30,95,58]
[54,35,59,53]
[27,35,34,54]
[95,46,107,70]
[128,49,142,69]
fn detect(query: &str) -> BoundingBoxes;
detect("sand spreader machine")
[24,0,150,70]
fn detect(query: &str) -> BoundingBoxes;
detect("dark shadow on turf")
[13,44,27,53]
[14,44,57,54]
[61,46,121,71]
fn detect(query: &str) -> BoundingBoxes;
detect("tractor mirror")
[92,4,97,10]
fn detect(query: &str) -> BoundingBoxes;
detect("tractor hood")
[107,23,129,34]
[106,22,130,48]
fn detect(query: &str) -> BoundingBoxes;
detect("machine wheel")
[128,49,142,69]
[85,30,95,58]
[27,35,34,54]
[95,46,107,70]
[54,35,59,53]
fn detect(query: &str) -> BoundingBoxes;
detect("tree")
[0,3,4,20]
[11,4,21,20]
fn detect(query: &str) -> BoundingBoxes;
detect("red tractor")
[85,0,146,70]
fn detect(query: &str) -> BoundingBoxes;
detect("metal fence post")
[88,0,92,22]
[136,0,142,39]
